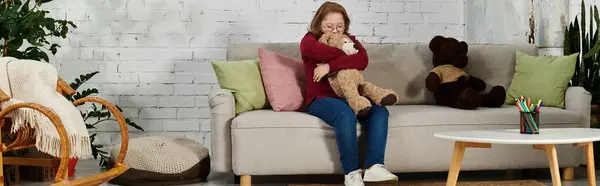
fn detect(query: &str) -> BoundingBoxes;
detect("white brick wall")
[41,0,465,153]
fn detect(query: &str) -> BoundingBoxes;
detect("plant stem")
[91,118,114,126]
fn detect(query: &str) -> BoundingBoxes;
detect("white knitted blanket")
[0,57,92,159]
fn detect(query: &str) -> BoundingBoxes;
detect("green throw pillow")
[505,51,578,108]
[212,58,268,113]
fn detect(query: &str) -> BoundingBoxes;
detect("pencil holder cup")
[520,111,539,134]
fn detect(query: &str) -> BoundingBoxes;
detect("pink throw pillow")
[258,48,307,111]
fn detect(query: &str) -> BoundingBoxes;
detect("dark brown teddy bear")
[425,35,506,109]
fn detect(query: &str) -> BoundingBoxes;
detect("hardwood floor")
[17,160,599,186]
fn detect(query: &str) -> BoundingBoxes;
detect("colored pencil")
[521,118,525,132]
[516,101,528,132]
[526,113,539,131]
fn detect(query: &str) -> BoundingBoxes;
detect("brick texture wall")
[42,0,465,153]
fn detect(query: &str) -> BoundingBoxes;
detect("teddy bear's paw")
[370,90,398,106]
[379,92,398,106]
[357,107,370,116]
[359,83,397,106]
[482,86,506,107]
[348,96,372,116]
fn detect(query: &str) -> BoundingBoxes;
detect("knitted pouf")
[107,136,210,186]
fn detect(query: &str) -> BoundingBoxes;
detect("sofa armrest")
[209,87,236,172]
[565,86,592,128]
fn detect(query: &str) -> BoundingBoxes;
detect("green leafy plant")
[565,0,600,130]
[0,0,76,62]
[0,0,144,169]
[565,0,600,105]
[63,72,144,169]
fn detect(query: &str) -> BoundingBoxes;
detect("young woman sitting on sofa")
[299,2,398,186]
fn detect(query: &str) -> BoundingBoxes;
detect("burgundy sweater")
[299,32,369,106]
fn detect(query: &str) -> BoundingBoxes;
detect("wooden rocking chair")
[0,77,129,186]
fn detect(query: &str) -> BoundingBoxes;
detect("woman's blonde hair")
[308,1,351,37]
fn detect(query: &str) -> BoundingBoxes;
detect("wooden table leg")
[446,142,466,186]
[533,144,562,186]
[446,141,491,186]
[574,142,596,186]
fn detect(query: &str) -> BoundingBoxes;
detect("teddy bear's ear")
[458,41,468,54]
[429,35,446,53]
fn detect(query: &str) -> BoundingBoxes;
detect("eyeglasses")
[322,24,345,32]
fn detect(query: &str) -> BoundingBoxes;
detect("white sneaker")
[363,164,398,183]
[344,169,365,186]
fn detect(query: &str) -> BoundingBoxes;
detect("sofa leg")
[240,175,251,186]
[563,167,575,180]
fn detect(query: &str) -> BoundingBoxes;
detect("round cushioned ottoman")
[107,136,210,186]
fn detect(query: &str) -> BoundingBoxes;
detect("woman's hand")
[313,63,330,82]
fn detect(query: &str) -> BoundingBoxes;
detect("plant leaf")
[69,71,99,90]
[73,88,99,100]
[126,118,144,131]
[49,43,59,55]
[565,25,571,55]
[115,105,123,112]
[586,5,600,59]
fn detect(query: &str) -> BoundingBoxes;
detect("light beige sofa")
[209,42,591,183]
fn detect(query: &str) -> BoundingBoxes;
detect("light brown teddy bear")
[318,33,399,116]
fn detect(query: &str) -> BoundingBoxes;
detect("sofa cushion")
[257,48,307,112]
[505,51,578,109]
[231,105,580,129]
[212,58,268,114]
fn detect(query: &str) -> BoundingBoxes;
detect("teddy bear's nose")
[353,44,358,49]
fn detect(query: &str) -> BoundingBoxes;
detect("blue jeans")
[307,97,390,175]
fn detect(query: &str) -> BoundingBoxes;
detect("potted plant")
[564,0,600,169]
[0,0,144,176]
[62,71,144,171]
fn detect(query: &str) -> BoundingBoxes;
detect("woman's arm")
[300,33,346,61]
[327,35,368,72]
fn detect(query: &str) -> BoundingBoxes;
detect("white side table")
[434,128,600,186]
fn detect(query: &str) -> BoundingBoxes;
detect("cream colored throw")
[0,57,92,159]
